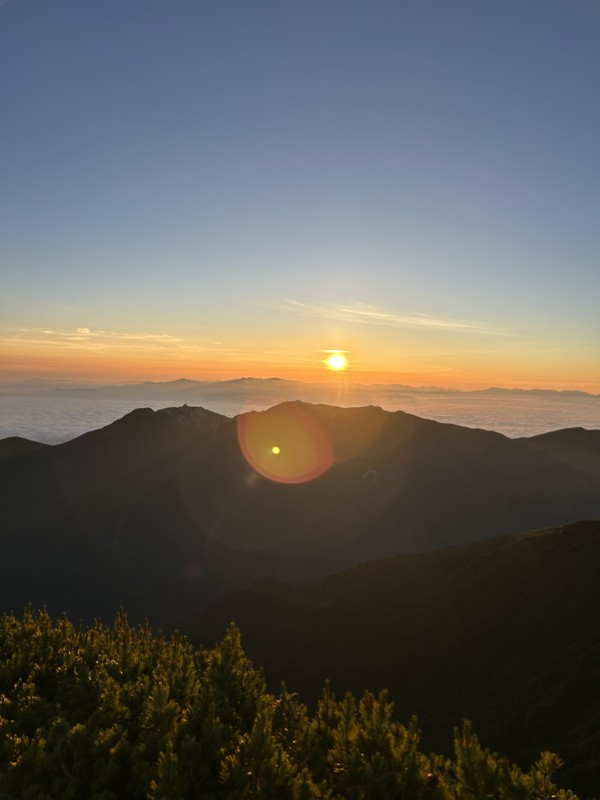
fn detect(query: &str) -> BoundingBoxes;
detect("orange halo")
[237,404,334,484]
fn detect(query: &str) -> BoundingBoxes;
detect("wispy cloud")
[73,328,184,343]
[1,327,305,364]
[279,299,500,335]
[4,327,187,352]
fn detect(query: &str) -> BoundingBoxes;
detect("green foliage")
[0,609,581,799]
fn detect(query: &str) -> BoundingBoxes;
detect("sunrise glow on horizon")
[1,320,599,392]
[1,2,599,395]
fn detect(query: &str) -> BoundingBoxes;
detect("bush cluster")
[0,609,577,799]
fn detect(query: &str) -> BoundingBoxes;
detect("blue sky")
[1,0,599,389]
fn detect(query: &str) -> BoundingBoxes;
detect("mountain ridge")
[2,375,599,398]
[1,402,599,631]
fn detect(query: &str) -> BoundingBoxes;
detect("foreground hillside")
[194,520,600,795]
[0,609,579,799]
[1,402,599,628]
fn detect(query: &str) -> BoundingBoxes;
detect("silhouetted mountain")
[1,403,599,630]
[484,386,598,398]
[520,427,600,479]
[193,520,600,795]
[0,436,48,461]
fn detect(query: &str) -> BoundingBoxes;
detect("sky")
[1,0,599,391]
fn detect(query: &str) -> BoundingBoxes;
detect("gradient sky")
[1,0,599,390]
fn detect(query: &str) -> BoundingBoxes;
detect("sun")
[325,352,348,371]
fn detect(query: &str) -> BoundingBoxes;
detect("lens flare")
[237,404,334,484]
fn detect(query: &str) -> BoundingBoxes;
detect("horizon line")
[0,374,598,398]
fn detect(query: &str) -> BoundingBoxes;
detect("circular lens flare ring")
[237,404,334,484]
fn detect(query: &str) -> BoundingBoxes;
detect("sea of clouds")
[1,381,599,444]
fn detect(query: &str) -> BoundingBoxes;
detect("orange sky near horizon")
[2,331,599,393]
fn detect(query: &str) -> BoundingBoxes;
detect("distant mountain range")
[2,375,598,400]
[1,402,599,629]
[193,520,600,795]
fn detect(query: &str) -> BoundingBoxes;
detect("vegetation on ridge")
[194,520,600,797]
[0,609,578,799]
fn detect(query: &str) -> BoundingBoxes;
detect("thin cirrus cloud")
[279,299,500,335]
[5,328,298,363]
[9,327,185,350]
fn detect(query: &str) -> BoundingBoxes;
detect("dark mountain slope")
[1,403,599,628]
[520,427,600,479]
[0,436,49,461]
[194,520,600,796]
[0,406,255,626]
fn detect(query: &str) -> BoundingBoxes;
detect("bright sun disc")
[326,353,347,370]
